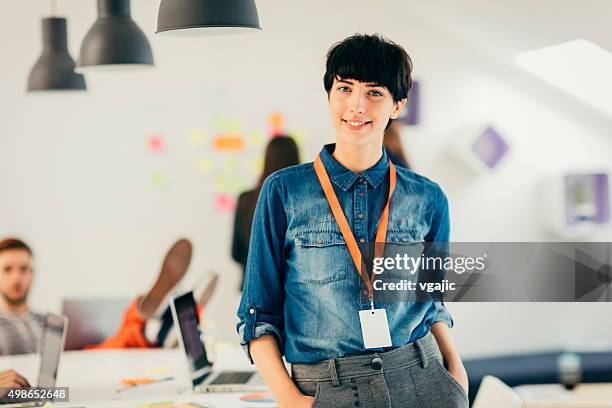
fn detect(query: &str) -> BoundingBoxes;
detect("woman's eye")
[369,90,383,96]
[338,86,350,92]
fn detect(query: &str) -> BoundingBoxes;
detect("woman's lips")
[342,119,372,131]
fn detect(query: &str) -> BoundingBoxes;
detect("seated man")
[0,238,45,356]
[0,236,214,352]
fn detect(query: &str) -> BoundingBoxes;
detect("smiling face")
[328,76,406,150]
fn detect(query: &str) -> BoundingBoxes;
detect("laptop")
[1,313,68,407]
[62,297,130,350]
[170,291,266,393]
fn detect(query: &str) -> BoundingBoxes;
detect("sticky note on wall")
[215,193,237,212]
[148,135,165,153]
[290,131,304,146]
[210,115,241,133]
[214,175,231,191]
[152,172,168,188]
[248,131,266,147]
[213,134,245,151]
[268,112,285,136]
[226,157,238,171]
[227,120,240,133]
[249,157,264,174]
[196,158,212,174]
[210,115,228,130]
[189,130,207,147]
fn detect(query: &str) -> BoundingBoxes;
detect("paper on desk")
[239,391,278,407]
[137,403,215,408]
[515,384,573,400]
[138,402,176,408]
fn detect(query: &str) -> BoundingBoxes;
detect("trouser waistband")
[291,332,439,386]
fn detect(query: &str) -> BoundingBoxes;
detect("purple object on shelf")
[470,126,509,169]
[564,173,610,226]
[596,174,610,223]
[398,81,420,126]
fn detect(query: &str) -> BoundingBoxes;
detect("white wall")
[1,0,611,358]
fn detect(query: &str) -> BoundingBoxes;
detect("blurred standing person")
[383,120,411,168]
[232,136,301,290]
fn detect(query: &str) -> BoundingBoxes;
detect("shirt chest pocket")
[380,229,427,279]
[387,214,430,241]
[293,230,355,285]
[386,228,425,244]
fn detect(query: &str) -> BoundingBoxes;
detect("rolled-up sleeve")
[236,175,287,363]
[426,186,454,328]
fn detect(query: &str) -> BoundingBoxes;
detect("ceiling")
[393,0,612,60]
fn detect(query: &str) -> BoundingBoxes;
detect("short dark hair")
[324,33,413,103]
[0,238,33,256]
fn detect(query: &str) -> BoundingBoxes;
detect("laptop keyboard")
[209,371,254,385]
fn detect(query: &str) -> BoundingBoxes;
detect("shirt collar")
[318,143,390,192]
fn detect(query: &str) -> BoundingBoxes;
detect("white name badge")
[358,308,392,349]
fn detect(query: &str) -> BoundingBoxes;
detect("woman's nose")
[348,92,367,114]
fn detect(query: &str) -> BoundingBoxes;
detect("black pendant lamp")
[77,0,154,71]
[27,17,86,92]
[156,0,261,36]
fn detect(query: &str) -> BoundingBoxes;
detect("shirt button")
[249,308,255,315]
[359,193,364,197]
[359,238,365,244]
[358,214,364,219]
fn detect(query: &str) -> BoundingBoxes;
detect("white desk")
[0,345,270,408]
[516,383,612,408]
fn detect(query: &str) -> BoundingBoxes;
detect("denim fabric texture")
[237,144,453,364]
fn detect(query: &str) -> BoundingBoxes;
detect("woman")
[231,136,300,290]
[237,34,467,408]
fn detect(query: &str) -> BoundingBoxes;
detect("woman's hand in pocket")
[447,360,469,395]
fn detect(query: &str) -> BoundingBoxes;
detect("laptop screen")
[172,292,210,384]
[62,297,130,350]
[37,313,66,388]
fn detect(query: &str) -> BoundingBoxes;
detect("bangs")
[324,34,412,102]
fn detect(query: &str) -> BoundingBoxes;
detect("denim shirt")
[236,144,453,364]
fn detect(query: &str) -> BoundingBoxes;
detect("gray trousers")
[292,333,468,408]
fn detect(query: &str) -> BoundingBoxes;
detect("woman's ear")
[390,98,408,119]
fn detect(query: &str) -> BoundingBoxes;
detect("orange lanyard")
[313,154,396,304]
